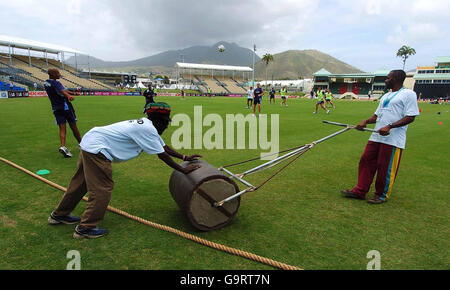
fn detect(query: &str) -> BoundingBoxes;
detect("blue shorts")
[53,109,77,125]
[254,98,261,104]
[317,101,324,104]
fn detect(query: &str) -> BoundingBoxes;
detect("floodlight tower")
[252,44,256,88]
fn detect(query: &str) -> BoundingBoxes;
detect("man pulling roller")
[48,102,201,239]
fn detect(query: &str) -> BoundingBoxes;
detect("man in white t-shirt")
[48,102,202,239]
[246,87,254,109]
[341,70,420,204]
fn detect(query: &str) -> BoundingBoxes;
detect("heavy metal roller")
[169,121,376,231]
[169,160,241,231]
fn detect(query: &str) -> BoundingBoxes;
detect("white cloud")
[365,0,382,15]
[0,0,448,71]
[412,0,450,16]
[387,22,443,45]
[66,0,81,15]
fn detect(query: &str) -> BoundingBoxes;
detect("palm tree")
[262,53,274,88]
[397,46,416,70]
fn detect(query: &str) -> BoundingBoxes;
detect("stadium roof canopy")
[373,69,390,77]
[314,68,389,78]
[313,68,331,76]
[176,62,253,72]
[413,73,450,80]
[436,56,450,63]
[81,69,135,76]
[0,35,86,55]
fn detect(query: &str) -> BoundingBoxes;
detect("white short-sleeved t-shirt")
[247,89,254,99]
[369,88,420,149]
[80,118,166,162]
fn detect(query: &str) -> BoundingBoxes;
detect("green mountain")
[255,49,363,79]
[66,41,259,72]
[66,45,362,79]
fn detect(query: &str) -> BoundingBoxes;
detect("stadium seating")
[30,57,112,90]
[221,77,246,94]
[181,74,194,83]
[196,75,226,94]
[0,53,116,91]
[339,83,348,94]
[11,56,78,89]
[351,83,360,95]
[0,81,27,91]
[359,83,371,95]
[330,83,340,94]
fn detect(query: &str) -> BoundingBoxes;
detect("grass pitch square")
[0,95,449,270]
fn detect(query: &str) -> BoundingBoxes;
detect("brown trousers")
[54,150,114,229]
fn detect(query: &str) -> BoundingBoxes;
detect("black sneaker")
[48,212,81,225]
[73,225,109,239]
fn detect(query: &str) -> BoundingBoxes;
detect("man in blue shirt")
[44,68,82,158]
[269,87,276,104]
[142,83,156,113]
[253,83,264,115]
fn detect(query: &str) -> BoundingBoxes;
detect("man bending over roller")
[48,102,202,239]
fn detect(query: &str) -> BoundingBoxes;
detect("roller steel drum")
[169,160,240,231]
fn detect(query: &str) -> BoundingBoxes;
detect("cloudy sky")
[1,0,449,72]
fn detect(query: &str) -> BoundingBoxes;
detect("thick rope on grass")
[0,157,302,270]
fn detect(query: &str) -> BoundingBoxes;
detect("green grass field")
[0,95,448,270]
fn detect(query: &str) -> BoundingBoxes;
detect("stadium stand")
[339,84,348,94]
[176,63,253,95]
[213,76,230,93]
[181,74,194,83]
[221,77,246,94]
[29,57,114,90]
[192,75,208,93]
[201,75,226,94]
[0,53,114,90]
[351,83,360,95]
[0,37,121,91]
[359,83,371,95]
[313,69,390,98]
[12,55,80,89]
[0,80,27,91]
